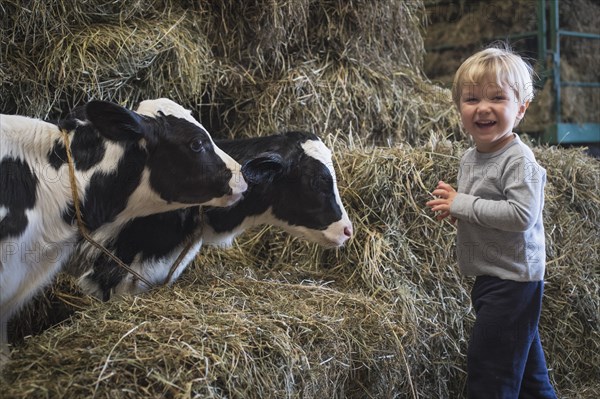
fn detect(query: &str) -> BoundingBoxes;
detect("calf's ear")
[85,100,145,142]
[241,153,285,184]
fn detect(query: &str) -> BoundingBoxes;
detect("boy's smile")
[475,119,496,127]
[459,78,529,153]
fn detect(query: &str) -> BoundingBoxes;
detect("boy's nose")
[476,101,492,113]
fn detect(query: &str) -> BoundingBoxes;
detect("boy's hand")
[426,181,457,223]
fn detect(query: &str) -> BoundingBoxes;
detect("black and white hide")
[66,131,353,301]
[0,99,247,363]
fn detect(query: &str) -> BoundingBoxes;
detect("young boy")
[426,46,557,398]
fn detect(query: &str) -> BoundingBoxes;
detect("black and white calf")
[0,99,247,361]
[67,131,353,300]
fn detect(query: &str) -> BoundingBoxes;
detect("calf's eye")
[310,175,328,191]
[190,139,205,153]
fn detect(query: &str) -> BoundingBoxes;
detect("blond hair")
[452,45,535,108]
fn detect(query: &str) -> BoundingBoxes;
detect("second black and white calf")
[0,99,246,360]
[67,131,353,300]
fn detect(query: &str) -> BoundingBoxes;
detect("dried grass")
[5,277,413,399]
[1,0,598,397]
[3,143,598,398]
[1,0,461,145]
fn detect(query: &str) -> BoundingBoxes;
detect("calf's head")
[235,132,353,248]
[86,99,246,208]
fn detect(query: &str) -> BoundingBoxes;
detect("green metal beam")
[558,30,600,40]
[544,123,600,144]
[537,0,547,87]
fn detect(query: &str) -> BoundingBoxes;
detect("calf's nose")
[343,225,353,238]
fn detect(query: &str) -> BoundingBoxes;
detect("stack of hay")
[1,1,598,398]
[1,0,461,145]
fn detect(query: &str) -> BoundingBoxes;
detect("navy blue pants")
[467,276,557,399]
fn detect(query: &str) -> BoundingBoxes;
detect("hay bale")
[3,143,598,398]
[198,141,599,397]
[1,0,598,397]
[533,147,600,397]
[3,276,413,398]
[1,4,212,116]
[1,0,462,144]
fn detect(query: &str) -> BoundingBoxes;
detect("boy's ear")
[517,101,530,119]
[515,101,530,126]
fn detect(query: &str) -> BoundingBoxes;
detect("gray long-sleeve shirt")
[450,135,547,282]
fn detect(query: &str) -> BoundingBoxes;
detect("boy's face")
[458,78,529,153]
